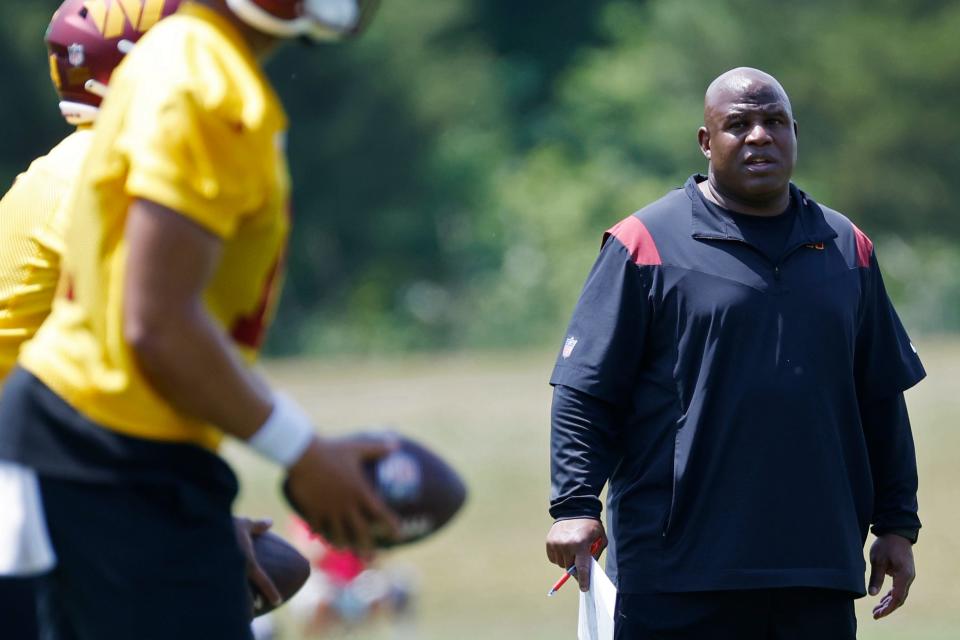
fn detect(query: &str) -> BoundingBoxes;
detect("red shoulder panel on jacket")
[603,217,662,266]
[852,223,873,268]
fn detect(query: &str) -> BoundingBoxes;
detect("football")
[364,434,467,547]
[283,432,467,549]
[249,531,311,618]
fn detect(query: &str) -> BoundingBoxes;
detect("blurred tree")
[472,0,960,345]
[265,1,510,353]
[459,0,615,144]
[0,1,71,189]
[0,0,956,353]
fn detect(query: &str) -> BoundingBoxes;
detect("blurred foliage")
[1,0,957,354]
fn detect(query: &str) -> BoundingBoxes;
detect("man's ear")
[697,126,711,159]
[793,119,799,139]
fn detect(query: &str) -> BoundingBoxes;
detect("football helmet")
[46,0,181,125]
[224,0,379,41]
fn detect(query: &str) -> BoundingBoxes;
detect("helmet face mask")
[224,0,379,42]
[46,0,181,125]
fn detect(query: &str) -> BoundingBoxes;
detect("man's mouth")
[744,156,777,167]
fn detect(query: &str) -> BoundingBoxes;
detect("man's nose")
[745,124,772,145]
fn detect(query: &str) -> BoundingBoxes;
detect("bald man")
[545,67,924,639]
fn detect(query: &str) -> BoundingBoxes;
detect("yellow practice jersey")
[0,128,93,383]
[21,2,290,450]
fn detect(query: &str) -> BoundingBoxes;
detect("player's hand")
[234,516,282,608]
[546,518,607,592]
[285,436,400,552]
[868,533,916,619]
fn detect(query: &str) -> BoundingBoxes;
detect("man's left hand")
[234,516,283,608]
[868,533,916,620]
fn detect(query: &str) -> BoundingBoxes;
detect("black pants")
[36,476,253,640]
[615,588,857,640]
[0,576,39,639]
[0,370,254,640]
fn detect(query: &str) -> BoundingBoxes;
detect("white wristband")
[248,392,315,468]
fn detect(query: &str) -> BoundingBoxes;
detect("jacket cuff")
[549,496,602,521]
[872,526,919,545]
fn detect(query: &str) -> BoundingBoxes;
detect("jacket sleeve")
[861,392,921,539]
[854,249,925,539]
[854,251,925,400]
[549,384,623,520]
[549,227,654,405]
[548,228,654,519]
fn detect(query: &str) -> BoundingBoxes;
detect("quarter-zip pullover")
[549,174,925,595]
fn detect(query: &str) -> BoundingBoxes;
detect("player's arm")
[123,198,270,436]
[545,384,620,590]
[123,198,398,549]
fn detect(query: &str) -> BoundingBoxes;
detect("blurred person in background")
[0,1,396,638]
[546,67,924,639]
[286,518,417,636]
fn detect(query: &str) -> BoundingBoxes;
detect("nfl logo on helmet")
[67,43,85,66]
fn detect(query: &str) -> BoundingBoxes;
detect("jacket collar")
[685,174,837,247]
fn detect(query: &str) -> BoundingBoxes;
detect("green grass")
[225,339,960,639]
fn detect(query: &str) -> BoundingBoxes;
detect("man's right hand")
[546,518,607,592]
[285,436,400,551]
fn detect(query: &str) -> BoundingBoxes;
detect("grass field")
[225,338,960,639]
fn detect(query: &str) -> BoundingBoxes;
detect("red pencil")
[546,538,602,596]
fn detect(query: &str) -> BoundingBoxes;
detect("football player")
[0,2,184,636]
[0,1,392,638]
[1,8,297,631]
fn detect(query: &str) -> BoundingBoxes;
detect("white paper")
[578,558,617,640]
[0,461,55,576]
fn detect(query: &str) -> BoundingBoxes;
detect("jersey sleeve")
[549,229,654,405]
[117,83,267,239]
[854,250,926,401]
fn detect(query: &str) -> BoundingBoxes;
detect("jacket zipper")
[692,235,815,284]
[660,240,814,539]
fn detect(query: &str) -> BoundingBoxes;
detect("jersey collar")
[686,174,837,248]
